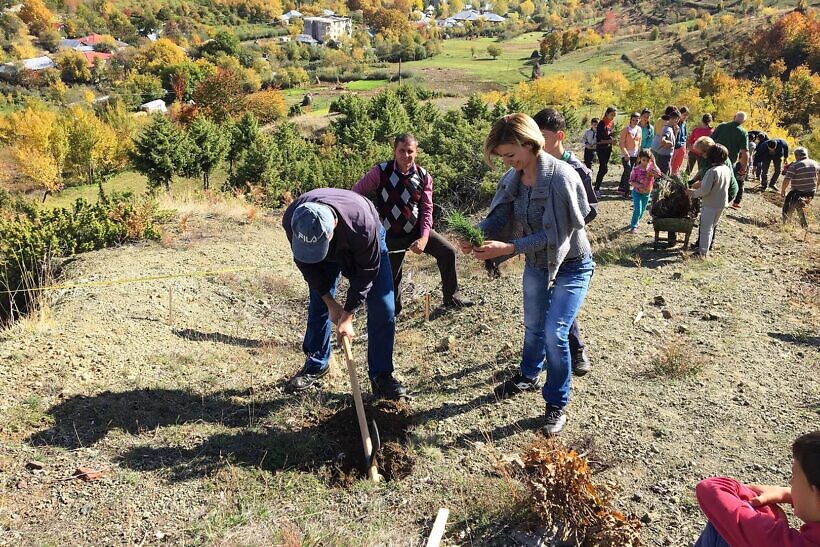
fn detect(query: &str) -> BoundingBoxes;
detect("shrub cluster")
[0,190,161,322]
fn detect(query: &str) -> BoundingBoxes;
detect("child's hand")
[747,484,793,507]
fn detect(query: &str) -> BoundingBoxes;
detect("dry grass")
[647,338,704,379]
[157,190,263,223]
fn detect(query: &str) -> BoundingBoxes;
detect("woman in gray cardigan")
[458,114,594,435]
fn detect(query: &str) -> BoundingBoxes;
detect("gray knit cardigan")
[479,151,592,284]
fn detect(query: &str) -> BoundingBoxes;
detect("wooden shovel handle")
[341,335,381,483]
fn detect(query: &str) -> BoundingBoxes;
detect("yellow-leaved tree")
[19,0,56,36]
[508,73,584,112]
[585,68,629,107]
[133,38,187,75]
[4,106,68,201]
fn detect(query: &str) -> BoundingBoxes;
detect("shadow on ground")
[173,327,264,347]
[28,388,415,485]
[767,331,820,347]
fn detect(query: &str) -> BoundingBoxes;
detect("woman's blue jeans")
[302,227,395,378]
[520,256,594,408]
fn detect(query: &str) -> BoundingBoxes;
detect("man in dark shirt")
[758,137,789,191]
[282,188,407,399]
[533,107,597,376]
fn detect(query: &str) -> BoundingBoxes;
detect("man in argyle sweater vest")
[352,134,473,315]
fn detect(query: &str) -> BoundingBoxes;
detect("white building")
[451,9,505,22]
[302,16,352,43]
[139,99,168,114]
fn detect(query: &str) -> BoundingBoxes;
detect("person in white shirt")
[689,144,732,257]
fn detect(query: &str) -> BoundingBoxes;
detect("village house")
[301,15,352,43]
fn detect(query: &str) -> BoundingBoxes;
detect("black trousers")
[618,156,637,193]
[783,190,814,228]
[595,147,612,190]
[569,320,585,356]
[386,228,458,314]
[761,157,782,189]
[583,149,596,170]
[733,162,745,204]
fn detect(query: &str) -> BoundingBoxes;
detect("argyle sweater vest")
[375,160,427,236]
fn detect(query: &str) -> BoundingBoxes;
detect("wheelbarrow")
[341,336,382,483]
[652,216,696,251]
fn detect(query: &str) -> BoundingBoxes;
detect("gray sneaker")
[543,404,566,436]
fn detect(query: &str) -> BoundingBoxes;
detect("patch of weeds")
[646,338,704,379]
[3,394,52,435]
[448,474,532,545]
[191,465,273,543]
[593,241,642,267]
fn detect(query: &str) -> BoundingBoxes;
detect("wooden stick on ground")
[425,507,450,547]
[424,293,431,321]
[341,336,381,483]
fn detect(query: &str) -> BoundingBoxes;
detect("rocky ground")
[0,172,817,546]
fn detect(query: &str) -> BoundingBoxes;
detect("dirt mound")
[314,400,414,486]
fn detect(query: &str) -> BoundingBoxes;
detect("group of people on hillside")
[282,110,597,436]
[583,106,818,256]
[279,109,817,547]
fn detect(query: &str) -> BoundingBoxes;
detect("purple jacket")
[282,188,382,313]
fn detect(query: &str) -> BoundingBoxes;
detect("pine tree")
[129,115,187,192]
[232,134,276,191]
[227,112,259,178]
[187,117,229,190]
[462,93,490,122]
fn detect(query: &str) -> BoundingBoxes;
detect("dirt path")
[0,176,817,545]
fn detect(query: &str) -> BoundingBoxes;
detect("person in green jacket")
[710,111,749,209]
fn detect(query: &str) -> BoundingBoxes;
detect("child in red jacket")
[694,430,820,546]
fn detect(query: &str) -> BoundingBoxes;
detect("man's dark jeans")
[387,228,458,315]
[783,190,814,228]
[761,156,782,189]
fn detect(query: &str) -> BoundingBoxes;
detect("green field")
[345,79,389,91]
[397,32,648,92]
[44,171,222,209]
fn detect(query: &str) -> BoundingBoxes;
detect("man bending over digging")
[282,188,407,399]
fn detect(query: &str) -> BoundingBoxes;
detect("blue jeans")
[630,190,651,229]
[302,227,395,378]
[694,523,729,547]
[520,256,594,407]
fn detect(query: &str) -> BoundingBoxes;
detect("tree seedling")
[446,211,485,247]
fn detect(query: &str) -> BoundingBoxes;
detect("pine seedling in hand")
[446,211,485,247]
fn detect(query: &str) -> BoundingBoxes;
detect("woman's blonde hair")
[483,113,545,166]
[693,135,715,153]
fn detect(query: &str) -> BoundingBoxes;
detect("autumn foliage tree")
[192,68,246,123]
[19,0,56,37]
[2,107,68,201]
[752,11,820,73]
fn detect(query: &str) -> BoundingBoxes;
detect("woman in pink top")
[694,430,820,547]
[628,148,663,232]
[687,113,714,175]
